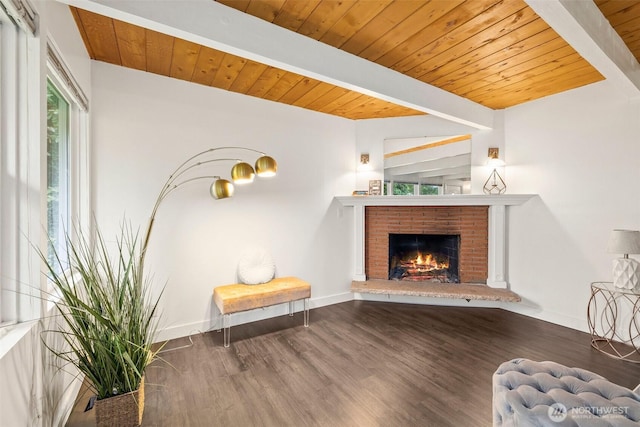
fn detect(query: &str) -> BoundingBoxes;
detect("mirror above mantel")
[384,134,472,195]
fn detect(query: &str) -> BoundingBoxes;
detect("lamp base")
[612,258,640,290]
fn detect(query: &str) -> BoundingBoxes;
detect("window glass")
[393,182,415,195]
[46,80,70,271]
[420,184,440,195]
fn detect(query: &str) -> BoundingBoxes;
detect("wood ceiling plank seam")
[463,55,601,104]
[477,64,602,108]
[316,90,366,115]
[276,76,323,105]
[328,94,391,118]
[220,0,251,13]
[454,50,587,99]
[360,0,468,65]
[376,0,505,71]
[339,92,421,120]
[245,67,285,98]
[290,82,337,108]
[487,47,593,85]
[209,53,248,91]
[245,0,287,23]
[601,8,640,29]
[262,72,305,101]
[408,6,541,81]
[387,1,529,74]
[75,9,122,65]
[190,46,227,87]
[595,0,640,18]
[426,21,556,89]
[271,0,323,32]
[228,61,270,94]
[69,7,96,60]
[317,0,394,49]
[113,20,146,71]
[145,29,174,77]
[607,15,640,40]
[337,0,426,57]
[294,0,357,41]
[168,38,202,82]
[451,42,577,95]
[303,86,351,111]
[339,99,378,120]
[429,24,558,87]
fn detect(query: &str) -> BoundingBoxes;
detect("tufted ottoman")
[492,358,640,426]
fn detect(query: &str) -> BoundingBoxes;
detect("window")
[420,184,440,195]
[0,1,89,328]
[46,80,70,271]
[384,181,443,196]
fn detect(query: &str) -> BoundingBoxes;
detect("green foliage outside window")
[420,184,440,195]
[47,80,70,271]
[393,182,415,195]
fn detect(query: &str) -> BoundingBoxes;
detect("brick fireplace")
[337,194,535,289]
[365,206,488,283]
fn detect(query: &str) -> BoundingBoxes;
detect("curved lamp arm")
[138,147,277,279]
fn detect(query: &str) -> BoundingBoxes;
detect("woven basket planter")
[95,378,145,427]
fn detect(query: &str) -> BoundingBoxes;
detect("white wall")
[0,2,92,426]
[504,80,640,331]
[91,62,356,341]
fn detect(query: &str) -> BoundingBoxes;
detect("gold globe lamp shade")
[255,155,277,178]
[231,162,255,184]
[210,178,234,200]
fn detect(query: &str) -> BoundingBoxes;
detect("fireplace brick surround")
[365,206,488,283]
[336,194,536,291]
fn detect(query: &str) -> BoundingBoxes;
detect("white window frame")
[45,39,90,299]
[0,3,89,338]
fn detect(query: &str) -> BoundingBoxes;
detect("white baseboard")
[155,292,589,344]
[500,301,588,333]
[155,292,354,343]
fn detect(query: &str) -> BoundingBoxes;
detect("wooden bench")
[213,276,311,347]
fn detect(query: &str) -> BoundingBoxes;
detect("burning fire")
[411,252,449,271]
[389,250,454,282]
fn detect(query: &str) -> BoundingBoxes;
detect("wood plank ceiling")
[69,0,639,121]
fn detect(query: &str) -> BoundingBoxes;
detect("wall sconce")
[483,147,506,195]
[358,153,372,171]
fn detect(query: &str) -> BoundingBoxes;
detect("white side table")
[588,281,640,363]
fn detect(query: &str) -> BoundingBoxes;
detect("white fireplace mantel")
[336,194,537,288]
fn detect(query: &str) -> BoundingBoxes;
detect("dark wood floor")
[67,301,640,426]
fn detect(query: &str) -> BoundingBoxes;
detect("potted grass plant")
[39,223,162,427]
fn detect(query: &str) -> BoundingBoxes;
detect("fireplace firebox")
[388,234,460,283]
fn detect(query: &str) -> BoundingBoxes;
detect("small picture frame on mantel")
[369,179,382,195]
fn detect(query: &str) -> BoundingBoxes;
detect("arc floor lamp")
[138,146,277,276]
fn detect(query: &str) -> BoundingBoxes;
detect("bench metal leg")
[288,301,294,316]
[304,298,309,327]
[223,314,231,348]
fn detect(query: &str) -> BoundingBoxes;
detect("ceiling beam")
[525,0,640,96]
[57,0,495,129]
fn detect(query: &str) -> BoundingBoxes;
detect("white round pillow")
[237,247,275,285]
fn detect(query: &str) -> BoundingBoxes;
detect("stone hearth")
[351,280,521,302]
